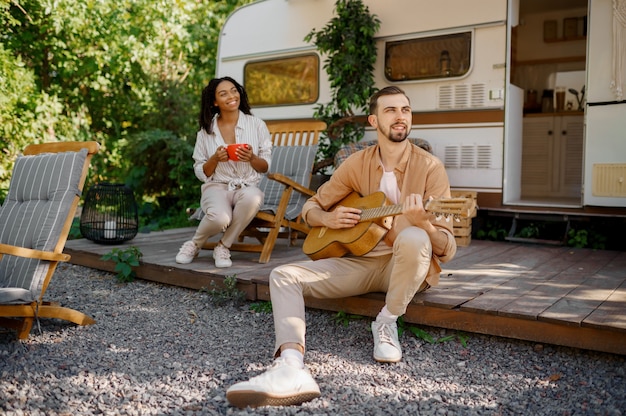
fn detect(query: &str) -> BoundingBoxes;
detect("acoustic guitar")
[302,191,476,260]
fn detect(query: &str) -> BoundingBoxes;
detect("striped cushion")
[259,145,318,220]
[0,148,87,304]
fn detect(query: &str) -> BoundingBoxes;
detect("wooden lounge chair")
[0,141,100,339]
[201,120,326,263]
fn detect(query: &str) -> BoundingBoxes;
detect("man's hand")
[326,205,362,229]
[401,194,432,228]
[384,194,436,245]
[307,205,361,229]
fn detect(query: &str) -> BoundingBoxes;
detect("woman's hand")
[214,146,229,162]
[236,144,254,162]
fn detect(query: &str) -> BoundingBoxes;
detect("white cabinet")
[521,115,583,198]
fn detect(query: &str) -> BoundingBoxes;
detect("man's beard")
[381,124,409,143]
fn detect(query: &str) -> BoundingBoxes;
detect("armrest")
[0,243,71,262]
[267,173,316,198]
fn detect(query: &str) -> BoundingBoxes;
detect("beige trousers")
[269,226,432,355]
[191,183,263,248]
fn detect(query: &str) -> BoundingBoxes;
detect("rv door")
[584,0,626,207]
[503,0,524,205]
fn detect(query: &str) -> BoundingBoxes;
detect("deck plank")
[424,242,526,308]
[583,280,626,332]
[536,250,624,327]
[458,244,573,316]
[581,253,626,331]
[498,249,620,320]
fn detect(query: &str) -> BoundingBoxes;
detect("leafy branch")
[101,246,142,283]
[304,0,381,174]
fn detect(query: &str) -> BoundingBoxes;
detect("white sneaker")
[372,320,402,363]
[213,244,232,268]
[226,357,320,408]
[175,240,199,264]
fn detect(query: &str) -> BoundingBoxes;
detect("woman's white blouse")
[193,111,272,191]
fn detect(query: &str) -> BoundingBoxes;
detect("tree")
[304,0,380,174]
[0,0,252,215]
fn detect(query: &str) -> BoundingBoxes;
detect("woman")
[176,77,272,267]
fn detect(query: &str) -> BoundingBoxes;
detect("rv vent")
[471,84,486,107]
[476,145,491,168]
[592,164,626,197]
[439,85,453,109]
[460,145,475,168]
[438,84,486,109]
[444,144,492,169]
[454,85,470,108]
[444,146,459,168]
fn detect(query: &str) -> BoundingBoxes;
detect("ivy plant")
[101,246,143,283]
[304,0,381,174]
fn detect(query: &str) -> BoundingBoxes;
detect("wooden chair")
[0,141,100,339]
[201,120,326,263]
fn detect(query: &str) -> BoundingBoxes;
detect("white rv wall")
[218,0,508,118]
[217,0,509,192]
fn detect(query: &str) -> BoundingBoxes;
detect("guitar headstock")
[425,197,477,221]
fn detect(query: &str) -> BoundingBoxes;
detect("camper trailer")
[216,0,626,230]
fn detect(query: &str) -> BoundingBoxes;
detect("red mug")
[226,143,249,161]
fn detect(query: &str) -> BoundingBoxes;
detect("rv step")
[505,213,571,246]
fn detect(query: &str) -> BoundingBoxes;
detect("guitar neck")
[359,204,403,222]
[358,197,475,222]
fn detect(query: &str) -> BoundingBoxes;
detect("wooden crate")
[450,190,478,218]
[453,224,472,246]
[450,190,477,246]
[453,222,472,237]
[455,235,472,247]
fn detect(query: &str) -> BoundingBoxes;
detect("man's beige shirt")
[302,143,457,287]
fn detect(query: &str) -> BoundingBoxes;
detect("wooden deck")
[64,228,626,355]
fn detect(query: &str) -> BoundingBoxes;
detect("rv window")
[385,32,471,82]
[244,54,319,106]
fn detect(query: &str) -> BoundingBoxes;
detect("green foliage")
[0,44,85,200]
[517,222,541,239]
[398,317,469,346]
[567,227,606,249]
[249,301,273,314]
[123,129,197,210]
[68,217,82,240]
[202,275,246,306]
[329,312,467,346]
[0,0,251,215]
[568,228,588,248]
[101,246,143,283]
[475,218,509,241]
[331,310,364,327]
[304,0,381,174]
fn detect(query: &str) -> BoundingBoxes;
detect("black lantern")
[80,183,138,244]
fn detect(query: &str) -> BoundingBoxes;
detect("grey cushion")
[259,145,318,220]
[0,148,87,304]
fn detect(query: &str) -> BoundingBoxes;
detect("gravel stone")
[1,264,625,415]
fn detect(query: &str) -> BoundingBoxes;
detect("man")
[226,86,457,408]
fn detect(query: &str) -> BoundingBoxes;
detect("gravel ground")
[1,263,624,416]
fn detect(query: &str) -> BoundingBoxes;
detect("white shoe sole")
[226,389,320,408]
[175,256,196,264]
[214,260,232,268]
[374,353,402,363]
